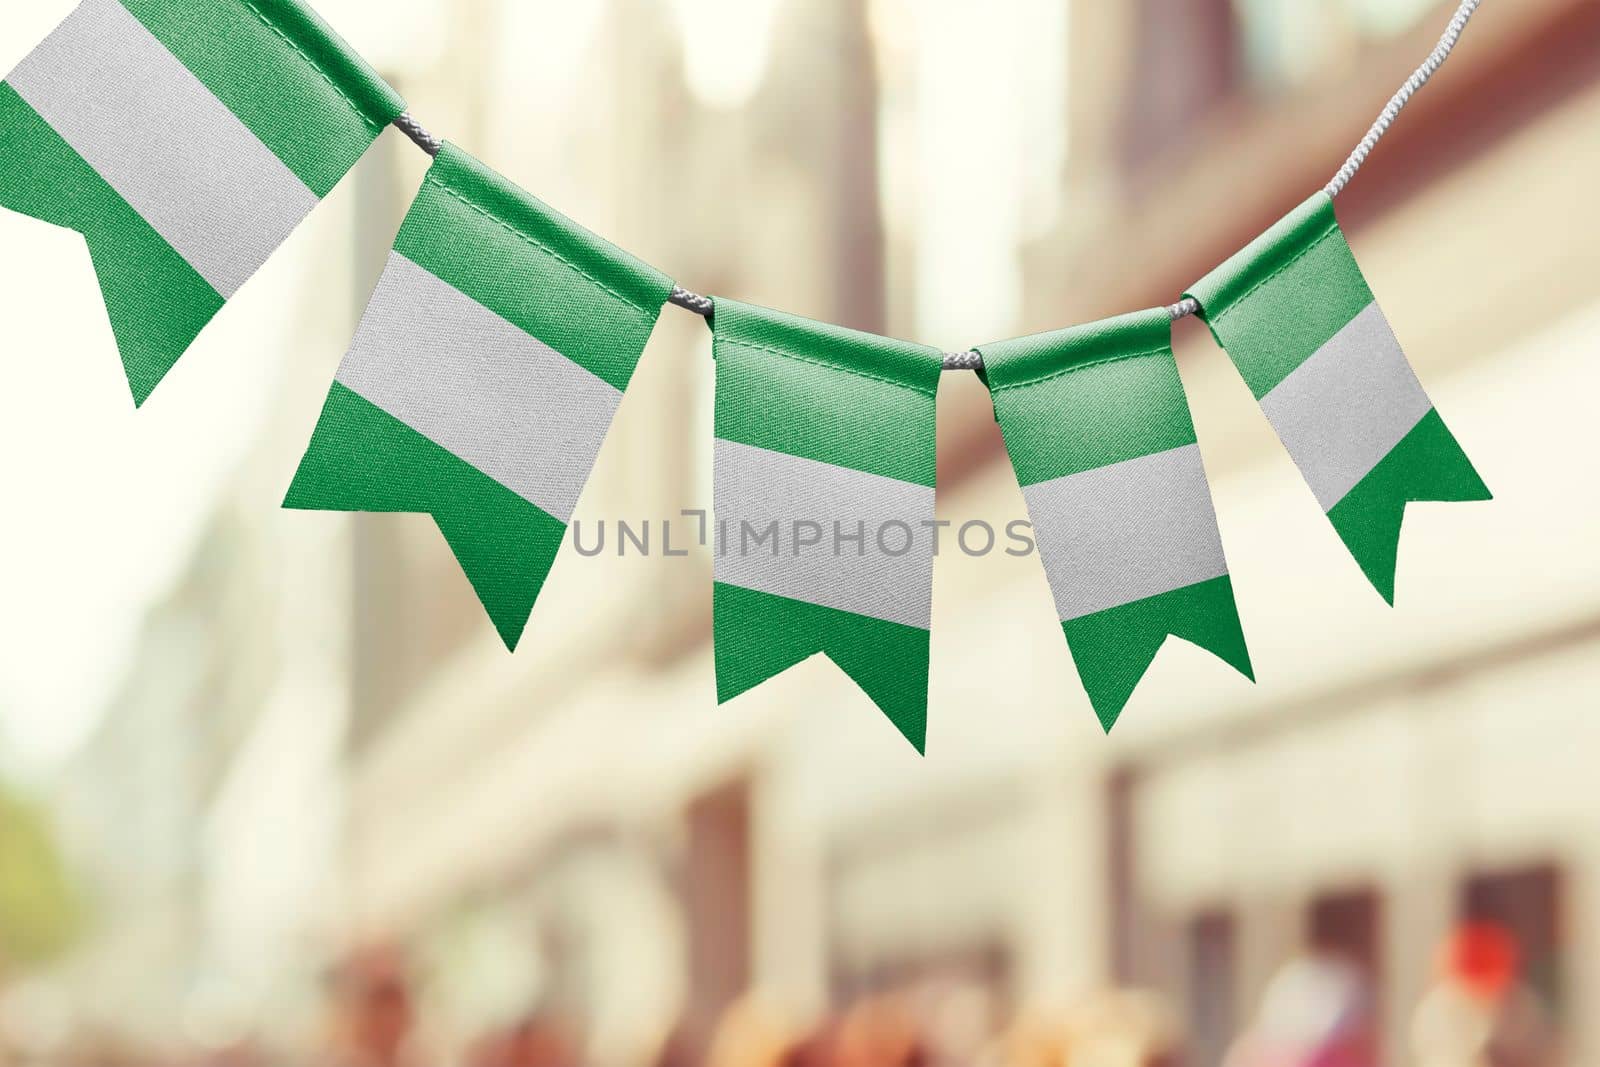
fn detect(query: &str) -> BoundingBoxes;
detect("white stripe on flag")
[336,251,625,523]
[1024,443,1229,622]
[1259,301,1434,511]
[6,0,317,297]
[714,439,934,630]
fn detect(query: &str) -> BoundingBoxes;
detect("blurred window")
[1120,0,1242,171]
[667,0,783,108]
[1308,887,1383,981]
[1107,769,1140,984]
[1186,910,1237,1067]
[1232,0,1443,89]
[1461,865,1564,1015]
[1307,887,1384,1060]
[682,779,753,1054]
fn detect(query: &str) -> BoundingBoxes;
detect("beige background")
[0,0,1597,1063]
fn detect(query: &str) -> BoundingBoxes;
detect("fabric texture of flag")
[0,0,404,404]
[1187,192,1491,603]
[285,143,674,651]
[978,309,1254,731]
[712,300,942,753]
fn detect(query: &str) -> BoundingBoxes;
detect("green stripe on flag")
[980,309,1198,483]
[1063,576,1252,733]
[287,144,672,650]
[1187,194,1373,399]
[0,82,222,405]
[979,308,1252,730]
[713,302,939,487]
[394,145,674,393]
[712,299,942,752]
[1327,409,1492,604]
[118,0,404,197]
[286,383,567,650]
[1188,192,1491,602]
[713,583,931,752]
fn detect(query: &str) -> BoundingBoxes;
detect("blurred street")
[2,0,1599,1064]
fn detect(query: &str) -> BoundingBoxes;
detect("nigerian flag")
[0,0,404,404]
[1188,192,1491,603]
[286,144,674,651]
[978,309,1253,731]
[712,301,942,753]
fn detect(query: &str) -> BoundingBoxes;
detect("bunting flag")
[0,0,1498,737]
[977,309,1253,731]
[0,0,404,405]
[1187,192,1491,603]
[712,301,942,752]
[285,144,674,651]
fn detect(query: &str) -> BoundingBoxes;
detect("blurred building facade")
[6,0,1600,1063]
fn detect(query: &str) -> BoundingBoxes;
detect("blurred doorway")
[1461,864,1565,1017]
[1186,909,1238,1067]
[1308,887,1383,991]
[680,779,754,1055]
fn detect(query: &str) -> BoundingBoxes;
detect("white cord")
[391,1,1487,364]
[1326,0,1484,198]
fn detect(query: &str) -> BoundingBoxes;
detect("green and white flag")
[978,309,1253,731]
[712,301,942,753]
[0,0,404,404]
[286,144,674,651]
[1187,192,1491,603]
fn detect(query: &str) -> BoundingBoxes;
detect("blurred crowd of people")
[0,923,1560,1067]
[1221,925,1557,1067]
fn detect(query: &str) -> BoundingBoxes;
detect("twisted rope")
[660,298,1198,370]
[943,350,984,371]
[667,286,715,316]
[1326,0,1483,198]
[394,112,442,157]
[390,0,1483,371]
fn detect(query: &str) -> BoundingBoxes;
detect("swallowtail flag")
[977,309,1253,731]
[286,144,674,651]
[712,300,942,753]
[0,0,405,404]
[1187,192,1491,603]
